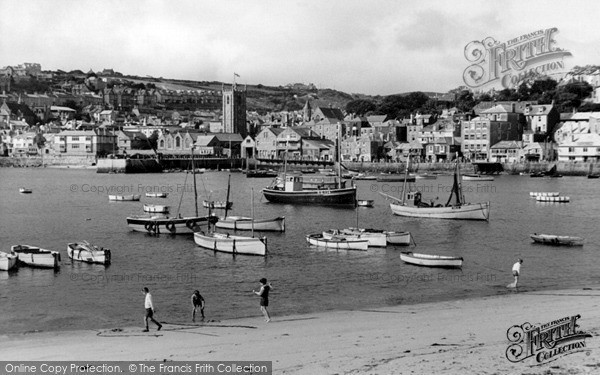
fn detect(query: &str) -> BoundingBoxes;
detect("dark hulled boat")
[262,174,356,206]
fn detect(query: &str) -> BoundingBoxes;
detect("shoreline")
[4,287,599,374]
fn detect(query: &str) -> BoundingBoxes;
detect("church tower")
[303,99,312,123]
[222,83,247,136]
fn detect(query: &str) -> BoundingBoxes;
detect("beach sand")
[2,288,599,374]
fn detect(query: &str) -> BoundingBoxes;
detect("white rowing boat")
[530,233,584,246]
[400,252,463,268]
[306,233,369,250]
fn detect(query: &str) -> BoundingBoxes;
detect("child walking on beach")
[191,290,205,322]
[253,278,272,322]
[510,259,523,288]
[142,287,163,332]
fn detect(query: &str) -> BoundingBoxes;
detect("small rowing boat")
[462,174,494,181]
[535,196,570,203]
[108,194,141,201]
[11,245,60,269]
[530,233,584,246]
[400,252,463,268]
[145,192,168,198]
[214,216,285,232]
[143,204,170,213]
[19,188,32,194]
[67,241,112,264]
[306,233,369,250]
[0,251,18,271]
[357,199,374,207]
[529,192,560,197]
[203,200,233,210]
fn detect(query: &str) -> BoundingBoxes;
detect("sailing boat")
[261,123,357,206]
[194,188,268,256]
[126,147,217,234]
[380,154,490,221]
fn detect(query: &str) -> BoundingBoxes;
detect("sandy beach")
[2,288,599,374]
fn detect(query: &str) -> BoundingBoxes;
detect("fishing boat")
[529,192,560,197]
[19,188,32,194]
[306,233,369,250]
[194,187,268,256]
[67,241,111,264]
[357,199,374,207]
[0,251,18,271]
[215,216,285,232]
[145,192,168,198]
[126,147,215,235]
[10,245,60,269]
[109,194,141,201]
[381,154,490,221]
[342,227,412,246]
[400,252,463,268]
[143,204,170,213]
[531,165,562,178]
[535,196,570,203]
[462,174,494,181]
[530,233,584,246]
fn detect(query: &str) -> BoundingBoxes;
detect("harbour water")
[1,167,599,334]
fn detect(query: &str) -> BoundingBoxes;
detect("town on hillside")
[1,63,600,165]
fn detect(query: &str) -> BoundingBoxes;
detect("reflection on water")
[0,168,599,333]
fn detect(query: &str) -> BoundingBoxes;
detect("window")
[72,144,80,149]
[583,147,588,153]
[568,147,574,153]
[85,136,91,141]
[72,137,79,141]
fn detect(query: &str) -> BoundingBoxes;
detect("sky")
[2,0,600,96]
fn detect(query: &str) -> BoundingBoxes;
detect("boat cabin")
[285,175,303,192]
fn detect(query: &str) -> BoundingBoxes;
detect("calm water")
[0,167,599,334]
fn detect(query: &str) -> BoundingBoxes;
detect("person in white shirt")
[142,287,162,332]
[512,259,523,288]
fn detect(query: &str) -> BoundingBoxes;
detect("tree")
[455,90,475,112]
[147,131,159,151]
[345,99,376,116]
[554,81,593,112]
[33,133,46,149]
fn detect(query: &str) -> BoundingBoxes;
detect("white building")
[556,133,600,162]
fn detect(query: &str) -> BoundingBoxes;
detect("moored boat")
[353,174,377,180]
[306,233,369,250]
[0,251,18,271]
[214,216,285,232]
[262,175,356,206]
[11,245,60,269]
[145,192,168,198]
[341,227,412,246]
[19,188,32,194]
[381,155,490,221]
[530,233,584,246]
[357,199,374,207]
[126,215,217,235]
[400,252,463,268]
[109,194,141,201]
[462,174,494,181]
[415,173,437,180]
[67,241,111,264]
[322,228,387,247]
[535,196,570,203]
[202,200,233,209]
[143,204,170,213]
[193,231,267,256]
[376,174,416,182]
[529,192,560,197]
[246,170,278,178]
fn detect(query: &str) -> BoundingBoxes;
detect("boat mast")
[224,174,231,218]
[337,122,342,189]
[192,146,198,216]
[401,153,410,205]
[251,187,255,238]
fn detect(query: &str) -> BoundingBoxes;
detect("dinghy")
[11,245,60,269]
[67,242,112,264]
[530,233,584,246]
[400,252,463,268]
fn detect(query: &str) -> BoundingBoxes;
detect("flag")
[234,73,240,77]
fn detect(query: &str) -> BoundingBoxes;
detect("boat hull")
[323,230,387,247]
[145,193,168,198]
[143,204,170,213]
[11,245,60,269]
[193,232,267,256]
[126,216,216,234]
[390,202,490,221]
[306,234,369,250]
[215,216,285,232]
[462,174,494,181]
[202,200,233,209]
[108,195,141,201]
[262,186,357,206]
[535,196,570,202]
[529,192,560,197]
[530,234,584,246]
[0,251,18,271]
[67,243,111,264]
[357,200,374,207]
[400,252,463,268]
